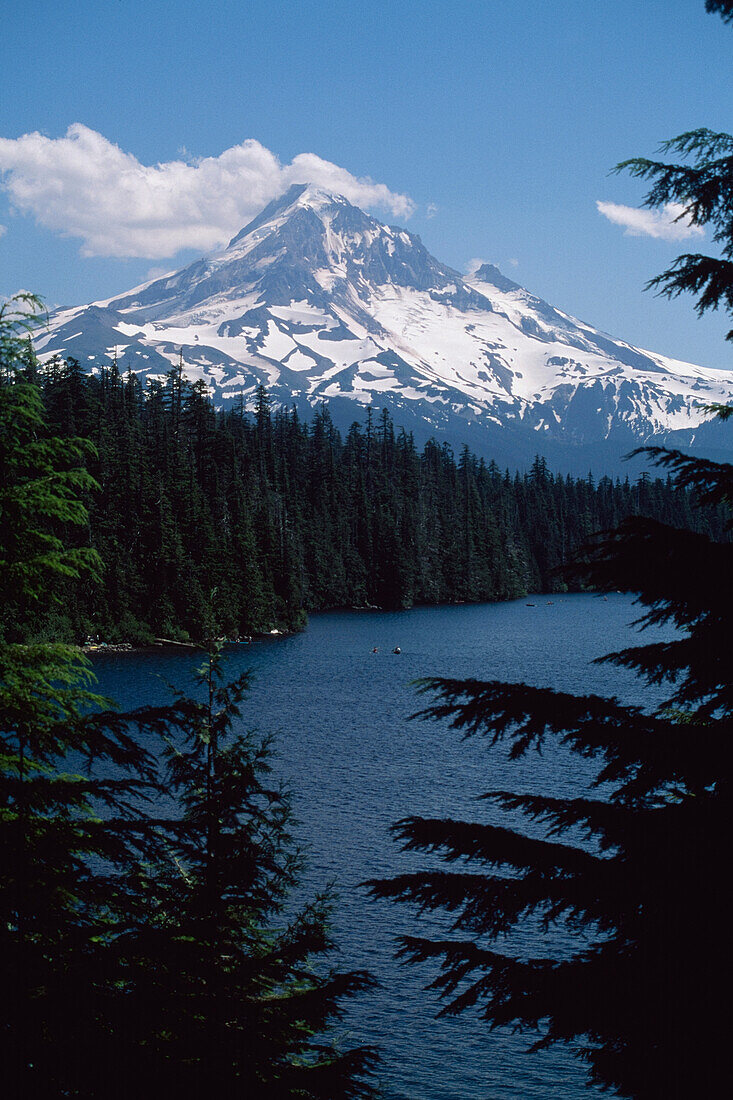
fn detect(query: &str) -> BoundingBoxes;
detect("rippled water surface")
[93,594,666,1099]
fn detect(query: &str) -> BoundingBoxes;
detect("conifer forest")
[10,355,728,647]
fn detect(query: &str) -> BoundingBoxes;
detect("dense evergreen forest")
[14,353,730,644]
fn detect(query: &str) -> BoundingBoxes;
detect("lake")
[91,593,662,1100]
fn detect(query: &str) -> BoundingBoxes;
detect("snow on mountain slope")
[34,182,733,471]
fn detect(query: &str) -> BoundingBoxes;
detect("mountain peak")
[292,183,351,209]
[226,183,351,250]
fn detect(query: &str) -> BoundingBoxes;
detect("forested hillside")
[17,355,730,644]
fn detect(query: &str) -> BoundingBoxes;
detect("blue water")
[92,594,664,1099]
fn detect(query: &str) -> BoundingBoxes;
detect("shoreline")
[81,591,604,655]
[82,627,292,656]
[84,638,200,655]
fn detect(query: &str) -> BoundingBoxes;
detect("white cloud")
[0,124,416,259]
[596,200,705,241]
[0,224,6,239]
[426,202,438,219]
[465,257,487,275]
[507,257,519,267]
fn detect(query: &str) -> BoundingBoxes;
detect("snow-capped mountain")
[35,183,733,472]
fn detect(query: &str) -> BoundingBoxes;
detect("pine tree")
[368,14,733,1093]
[0,295,165,1094]
[0,299,100,643]
[706,0,733,26]
[115,641,379,1098]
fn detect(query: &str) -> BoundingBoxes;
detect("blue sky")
[1,0,731,367]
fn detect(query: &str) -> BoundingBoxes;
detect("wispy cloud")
[425,203,438,219]
[596,200,704,241]
[0,124,416,259]
[144,265,174,282]
[465,257,487,275]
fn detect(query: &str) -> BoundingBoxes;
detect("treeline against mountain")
[20,357,731,644]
